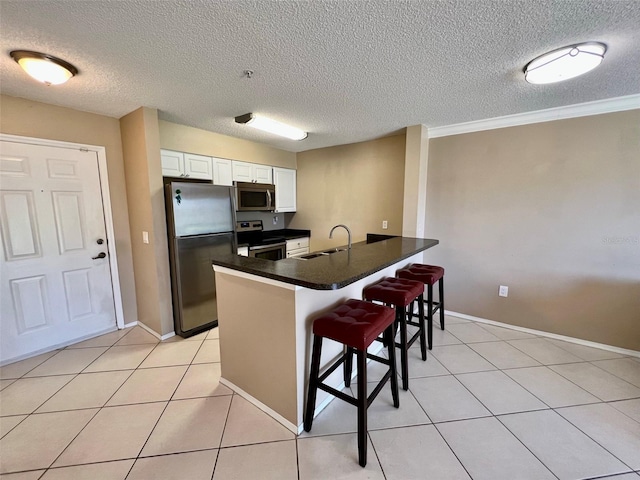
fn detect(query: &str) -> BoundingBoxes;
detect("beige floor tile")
[221,395,294,447]
[437,417,556,480]
[162,331,208,343]
[214,440,297,480]
[36,370,132,413]
[508,338,582,365]
[106,365,187,406]
[141,396,232,456]
[128,450,217,480]
[557,403,640,470]
[24,348,108,377]
[172,363,232,399]
[82,344,155,372]
[0,415,26,439]
[0,351,60,380]
[367,381,431,430]
[370,425,470,479]
[299,386,357,437]
[0,380,15,391]
[447,323,500,343]
[114,326,159,346]
[592,474,640,480]
[477,324,536,340]
[0,409,97,473]
[500,410,630,479]
[0,471,46,479]
[207,327,219,339]
[504,366,600,408]
[405,346,450,377]
[444,315,470,324]
[593,358,640,387]
[468,341,541,369]
[53,402,166,467]
[0,376,74,416]
[547,339,625,361]
[430,344,496,374]
[65,329,131,349]
[550,362,640,401]
[609,398,640,423]
[456,370,547,415]
[298,433,385,479]
[40,460,134,479]
[410,375,490,423]
[431,328,463,346]
[192,340,220,364]
[138,341,201,368]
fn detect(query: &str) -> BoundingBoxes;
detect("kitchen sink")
[321,248,347,254]
[297,252,328,260]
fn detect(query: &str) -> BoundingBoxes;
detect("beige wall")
[120,108,174,336]
[290,134,406,251]
[0,94,138,325]
[158,120,296,168]
[426,110,640,350]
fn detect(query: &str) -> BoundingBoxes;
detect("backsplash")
[236,211,294,231]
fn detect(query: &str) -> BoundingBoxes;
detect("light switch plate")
[382,220,388,229]
[499,285,508,297]
[142,231,149,244]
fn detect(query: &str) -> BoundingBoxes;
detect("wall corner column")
[402,124,429,237]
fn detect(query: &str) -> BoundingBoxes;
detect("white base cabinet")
[286,237,309,258]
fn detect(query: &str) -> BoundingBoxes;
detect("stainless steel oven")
[248,241,286,261]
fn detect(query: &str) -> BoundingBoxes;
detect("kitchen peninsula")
[212,236,438,433]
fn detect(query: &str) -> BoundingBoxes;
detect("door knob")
[92,252,106,260]
[97,239,104,245]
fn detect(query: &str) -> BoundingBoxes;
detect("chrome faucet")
[329,224,352,250]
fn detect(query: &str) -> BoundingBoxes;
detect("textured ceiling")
[1,0,639,152]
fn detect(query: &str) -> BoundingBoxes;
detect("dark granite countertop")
[263,229,311,240]
[212,236,438,290]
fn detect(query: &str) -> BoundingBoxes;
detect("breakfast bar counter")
[212,236,438,432]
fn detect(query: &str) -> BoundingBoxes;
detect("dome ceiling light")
[10,50,78,85]
[235,113,308,141]
[524,42,606,84]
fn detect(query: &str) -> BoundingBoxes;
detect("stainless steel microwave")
[235,182,276,211]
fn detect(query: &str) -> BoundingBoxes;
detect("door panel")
[0,140,116,363]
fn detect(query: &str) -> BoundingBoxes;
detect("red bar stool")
[362,277,426,391]
[397,264,445,350]
[304,299,399,467]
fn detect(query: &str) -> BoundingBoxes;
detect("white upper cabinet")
[232,161,273,184]
[212,157,233,186]
[273,167,296,212]
[184,153,213,180]
[161,149,213,180]
[160,150,185,178]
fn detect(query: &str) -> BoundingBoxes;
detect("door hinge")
[79,147,89,152]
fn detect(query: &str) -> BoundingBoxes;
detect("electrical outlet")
[273,215,279,225]
[142,231,149,244]
[499,285,508,297]
[382,220,388,230]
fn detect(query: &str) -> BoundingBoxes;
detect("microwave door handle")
[267,189,272,210]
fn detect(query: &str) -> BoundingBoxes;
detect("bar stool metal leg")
[439,277,445,330]
[426,283,434,350]
[304,335,323,432]
[418,294,427,360]
[356,349,367,467]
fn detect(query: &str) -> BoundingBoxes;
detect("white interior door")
[0,140,116,363]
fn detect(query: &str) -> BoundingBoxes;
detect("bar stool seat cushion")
[397,264,444,284]
[363,277,424,307]
[313,299,395,351]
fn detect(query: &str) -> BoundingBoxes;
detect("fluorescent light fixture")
[235,113,307,140]
[10,50,78,85]
[524,42,606,84]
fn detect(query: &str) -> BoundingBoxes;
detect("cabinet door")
[212,158,233,186]
[184,153,213,180]
[254,164,273,184]
[286,237,309,252]
[161,150,185,178]
[232,161,253,182]
[273,168,296,212]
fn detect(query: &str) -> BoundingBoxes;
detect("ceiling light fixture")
[524,42,606,84]
[10,50,78,85]
[235,113,307,141]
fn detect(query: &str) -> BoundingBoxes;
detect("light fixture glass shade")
[235,113,307,140]
[524,42,606,84]
[10,51,78,85]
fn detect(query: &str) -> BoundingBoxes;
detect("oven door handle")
[249,242,286,252]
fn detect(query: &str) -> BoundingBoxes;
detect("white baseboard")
[219,377,299,434]
[135,321,175,341]
[445,310,640,358]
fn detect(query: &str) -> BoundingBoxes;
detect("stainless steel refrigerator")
[165,182,236,337]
